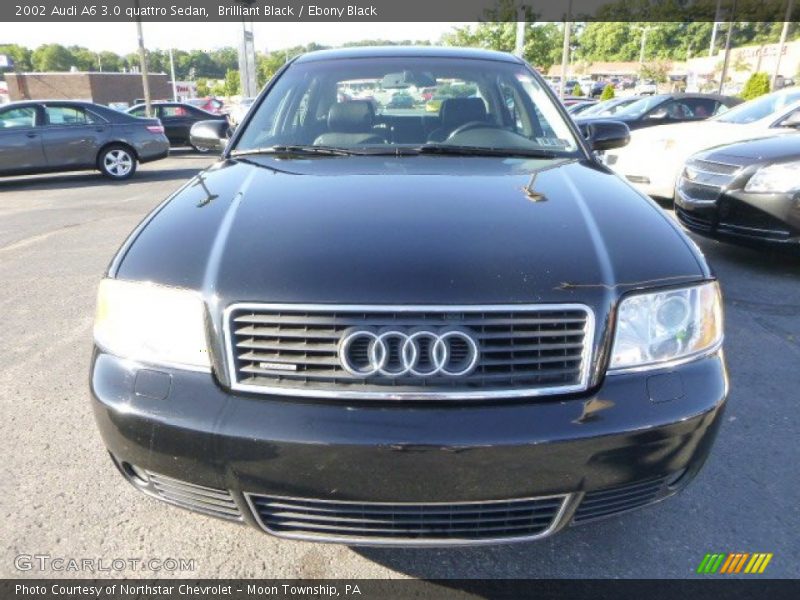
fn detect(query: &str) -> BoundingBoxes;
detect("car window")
[681,98,718,119]
[236,56,580,155]
[128,106,146,117]
[0,106,37,128]
[715,89,800,124]
[45,106,96,126]
[160,105,189,118]
[614,96,667,118]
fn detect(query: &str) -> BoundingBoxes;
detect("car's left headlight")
[609,282,723,372]
[94,279,210,370]
[744,160,800,193]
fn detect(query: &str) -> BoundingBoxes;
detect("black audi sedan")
[91,47,727,546]
[676,134,800,246]
[576,93,741,132]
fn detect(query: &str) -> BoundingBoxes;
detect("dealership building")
[3,71,172,105]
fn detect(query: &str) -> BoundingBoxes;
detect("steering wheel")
[446,121,501,140]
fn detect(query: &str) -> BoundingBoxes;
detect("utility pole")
[169,47,178,102]
[514,6,526,58]
[717,0,737,95]
[134,0,151,116]
[559,0,573,99]
[709,0,723,56]
[772,0,794,91]
[638,25,652,64]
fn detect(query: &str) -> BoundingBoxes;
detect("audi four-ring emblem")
[339,329,480,378]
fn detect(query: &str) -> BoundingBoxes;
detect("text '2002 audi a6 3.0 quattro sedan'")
[91,47,728,546]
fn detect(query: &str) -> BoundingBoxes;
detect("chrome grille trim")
[677,158,743,205]
[144,472,243,521]
[223,303,595,400]
[244,491,572,546]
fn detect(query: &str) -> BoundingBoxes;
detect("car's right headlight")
[608,282,723,372]
[94,279,210,370]
[744,160,800,193]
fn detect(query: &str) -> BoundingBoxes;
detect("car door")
[158,104,192,145]
[40,104,108,169]
[0,104,47,174]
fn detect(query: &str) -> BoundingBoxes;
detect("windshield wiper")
[412,144,561,159]
[231,145,356,157]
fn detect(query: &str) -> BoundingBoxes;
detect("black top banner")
[2,0,799,23]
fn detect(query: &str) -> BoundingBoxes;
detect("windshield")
[612,95,667,118]
[582,97,639,117]
[234,56,581,157]
[714,88,800,124]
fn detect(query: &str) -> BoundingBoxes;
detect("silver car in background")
[0,100,169,180]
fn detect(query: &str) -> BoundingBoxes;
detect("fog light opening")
[665,469,687,490]
[122,462,150,486]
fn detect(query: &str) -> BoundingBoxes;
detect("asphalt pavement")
[1,152,797,579]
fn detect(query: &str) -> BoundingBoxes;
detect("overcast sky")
[5,22,471,53]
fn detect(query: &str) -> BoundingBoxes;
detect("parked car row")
[0,100,168,180]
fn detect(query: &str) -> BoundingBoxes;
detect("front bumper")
[91,350,728,545]
[676,187,800,245]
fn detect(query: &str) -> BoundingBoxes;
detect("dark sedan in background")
[676,134,800,246]
[127,102,228,153]
[576,93,741,132]
[0,100,169,180]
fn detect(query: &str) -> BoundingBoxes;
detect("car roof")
[294,46,524,64]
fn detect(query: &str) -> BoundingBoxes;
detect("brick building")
[3,72,172,105]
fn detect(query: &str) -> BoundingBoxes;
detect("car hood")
[695,133,800,162]
[114,156,706,307]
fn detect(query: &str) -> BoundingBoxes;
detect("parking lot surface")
[1,153,798,579]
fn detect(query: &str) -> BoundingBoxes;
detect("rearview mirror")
[578,120,630,152]
[189,120,230,152]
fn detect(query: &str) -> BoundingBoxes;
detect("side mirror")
[578,120,630,152]
[780,111,800,128]
[190,120,230,152]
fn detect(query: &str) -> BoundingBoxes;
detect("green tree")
[0,44,33,71]
[196,79,210,97]
[600,84,615,100]
[442,21,562,73]
[741,72,771,100]
[571,83,583,96]
[223,69,240,96]
[639,61,669,83]
[97,51,122,73]
[31,44,75,71]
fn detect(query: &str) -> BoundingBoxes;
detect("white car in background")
[605,87,800,199]
[229,97,256,127]
[635,79,658,95]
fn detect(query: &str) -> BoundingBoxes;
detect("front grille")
[247,493,568,544]
[676,207,714,232]
[146,472,243,521]
[224,304,594,399]
[677,158,742,204]
[572,476,668,523]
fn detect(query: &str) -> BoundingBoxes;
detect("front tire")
[99,145,137,180]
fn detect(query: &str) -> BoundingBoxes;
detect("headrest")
[328,100,375,133]
[440,97,487,127]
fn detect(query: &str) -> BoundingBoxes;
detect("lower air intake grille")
[225,303,594,400]
[572,476,668,523]
[146,472,242,521]
[247,493,568,544]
